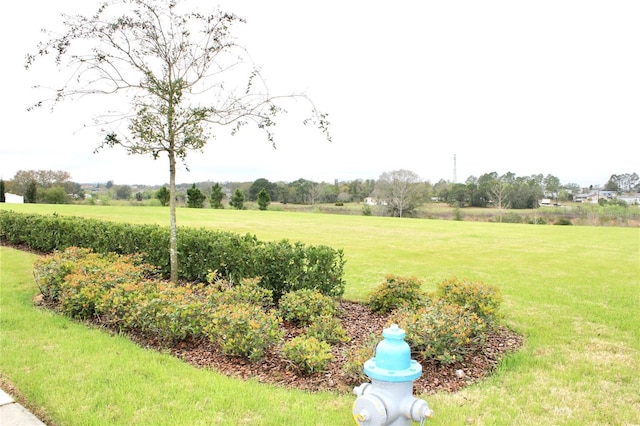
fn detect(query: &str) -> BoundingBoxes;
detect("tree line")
[2,170,638,216]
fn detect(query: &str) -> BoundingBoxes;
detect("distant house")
[4,193,24,204]
[364,197,387,206]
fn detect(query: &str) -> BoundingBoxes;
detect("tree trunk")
[168,151,178,283]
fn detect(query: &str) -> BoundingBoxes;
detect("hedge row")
[0,210,345,300]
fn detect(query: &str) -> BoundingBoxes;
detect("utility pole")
[453,154,457,184]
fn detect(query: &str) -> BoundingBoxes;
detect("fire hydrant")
[352,324,434,425]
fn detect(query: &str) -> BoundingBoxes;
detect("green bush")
[436,277,502,328]
[99,281,208,343]
[392,301,487,364]
[367,275,425,314]
[305,315,349,344]
[204,303,283,361]
[554,217,573,226]
[207,277,274,309]
[281,335,333,374]
[1,210,346,300]
[278,289,337,325]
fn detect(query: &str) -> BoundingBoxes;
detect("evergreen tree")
[156,186,170,206]
[210,183,224,209]
[257,188,271,210]
[25,181,37,203]
[186,184,205,208]
[0,179,5,202]
[229,189,245,210]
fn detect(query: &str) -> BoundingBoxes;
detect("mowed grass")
[1,203,639,425]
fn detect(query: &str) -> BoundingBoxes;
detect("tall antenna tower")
[453,154,457,183]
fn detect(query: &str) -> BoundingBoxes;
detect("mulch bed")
[125,300,523,395]
[6,242,524,395]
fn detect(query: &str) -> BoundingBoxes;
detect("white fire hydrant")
[352,324,434,425]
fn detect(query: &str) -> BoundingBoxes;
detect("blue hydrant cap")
[363,324,422,382]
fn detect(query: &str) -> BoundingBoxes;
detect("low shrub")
[305,315,350,344]
[33,247,93,302]
[436,277,502,328]
[99,281,208,343]
[554,217,573,225]
[208,277,274,309]
[281,335,333,374]
[392,302,487,364]
[278,289,337,325]
[204,303,283,361]
[340,332,378,384]
[367,275,424,314]
[35,247,152,320]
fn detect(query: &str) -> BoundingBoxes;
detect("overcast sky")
[1,1,638,187]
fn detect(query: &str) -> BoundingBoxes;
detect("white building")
[4,193,24,204]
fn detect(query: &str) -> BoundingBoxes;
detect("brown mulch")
[125,300,523,395]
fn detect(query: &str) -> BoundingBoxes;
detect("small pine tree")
[25,181,37,203]
[156,186,170,206]
[186,184,205,208]
[0,179,5,203]
[230,189,245,210]
[257,188,271,211]
[210,183,224,209]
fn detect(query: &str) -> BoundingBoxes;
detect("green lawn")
[1,203,639,425]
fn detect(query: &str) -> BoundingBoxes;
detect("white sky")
[1,0,639,187]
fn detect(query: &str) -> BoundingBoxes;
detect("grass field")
[1,203,638,425]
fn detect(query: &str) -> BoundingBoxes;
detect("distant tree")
[186,184,206,208]
[289,179,314,204]
[257,189,271,210]
[248,178,277,202]
[210,183,225,209]
[606,173,639,193]
[25,181,37,203]
[12,170,71,195]
[490,174,511,222]
[26,0,330,284]
[105,180,114,189]
[116,185,132,200]
[42,186,68,204]
[135,192,143,202]
[156,186,170,206]
[0,179,5,202]
[544,174,561,203]
[376,169,423,217]
[229,189,245,210]
[447,183,471,208]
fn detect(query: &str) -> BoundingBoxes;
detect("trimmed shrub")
[436,277,502,328]
[204,303,283,361]
[281,335,333,374]
[0,210,346,300]
[392,301,487,364]
[367,275,425,314]
[305,315,349,344]
[278,289,337,325]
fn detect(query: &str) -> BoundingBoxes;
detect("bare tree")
[490,175,511,223]
[26,0,330,282]
[376,169,422,217]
